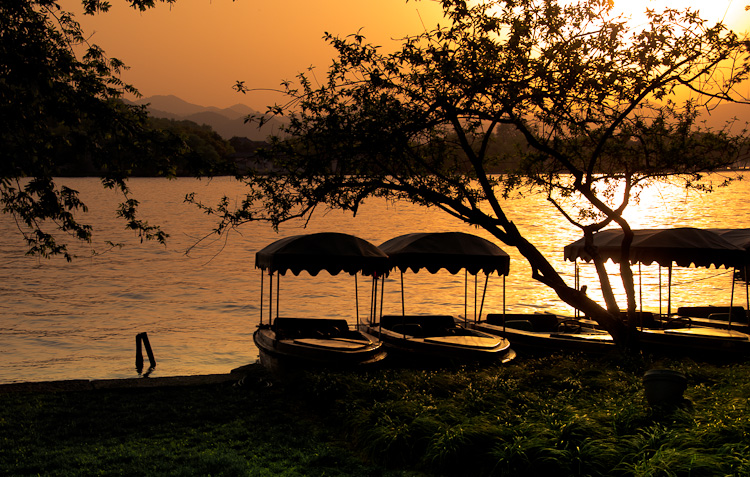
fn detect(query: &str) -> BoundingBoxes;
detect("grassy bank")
[1,354,749,476]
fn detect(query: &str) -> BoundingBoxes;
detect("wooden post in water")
[135,334,143,372]
[135,332,156,373]
[142,332,156,368]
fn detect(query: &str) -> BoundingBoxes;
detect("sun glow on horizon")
[610,0,750,32]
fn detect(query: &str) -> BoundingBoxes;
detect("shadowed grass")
[0,373,383,476]
[1,353,748,476]
[305,353,750,476]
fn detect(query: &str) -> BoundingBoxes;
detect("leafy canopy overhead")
[1,0,223,261]
[224,0,750,342]
[229,0,749,232]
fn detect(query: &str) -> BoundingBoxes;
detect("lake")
[2,174,749,384]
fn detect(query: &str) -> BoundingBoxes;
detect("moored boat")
[362,232,516,364]
[253,317,387,372]
[634,325,750,357]
[672,306,750,334]
[252,232,389,373]
[564,227,750,357]
[372,313,514,363]
[470,312,616,355]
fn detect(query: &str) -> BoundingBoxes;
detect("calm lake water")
[2,174,749,384]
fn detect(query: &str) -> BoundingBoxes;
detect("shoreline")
[0,363,259,394]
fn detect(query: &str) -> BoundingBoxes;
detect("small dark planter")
[643,369,687,406]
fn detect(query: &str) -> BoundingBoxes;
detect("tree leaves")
[1,1,224,260]
[222,0,750,343]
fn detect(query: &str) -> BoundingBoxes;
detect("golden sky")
[62,0,446,110]
[61,0,750,111]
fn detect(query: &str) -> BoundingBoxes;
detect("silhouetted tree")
[0,0,218,261]
[223,0,750,345]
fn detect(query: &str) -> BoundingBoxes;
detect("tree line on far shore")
[50,114,269,177]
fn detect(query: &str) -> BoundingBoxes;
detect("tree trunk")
[496,221,628,346]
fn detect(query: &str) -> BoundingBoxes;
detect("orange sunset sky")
[61,0,750,111]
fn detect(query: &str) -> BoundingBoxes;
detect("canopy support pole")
[259,269,264,326]
[503,275,506,338]
[639,262,643,329]
[374,276,379,322]
[464,269,468,326]
[400,271,405,317]
[370,275,375,324]
[380,275,387,337]
[659,266,662,317]
[276,271,280,320]
[574,261,579,318]
[268,271,273,325]
[355,274,359,328]
[503,274,506,318]
[478,273,490,324]
[372,276,381,336]
[668,263,672,317]
[473,273,477,325]
[729,268,736,330]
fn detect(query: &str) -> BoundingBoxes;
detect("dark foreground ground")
[1,354,749,476]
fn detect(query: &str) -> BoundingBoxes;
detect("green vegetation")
[53,116,237,177]
[2,355,749,476]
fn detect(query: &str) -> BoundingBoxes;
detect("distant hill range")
[129,95,286,141]
[132,94,750,141]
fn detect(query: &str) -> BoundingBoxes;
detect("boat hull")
[362,315,516,365]
[635,326,750,358]
[253,320,387,374]
[668,306,750,334]
[471,313,616,355]
[470,322,616,355]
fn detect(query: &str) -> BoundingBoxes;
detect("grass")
[1,353,749,476]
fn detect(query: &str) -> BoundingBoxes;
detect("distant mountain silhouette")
[133,94,749,140]
[130,95,285,141]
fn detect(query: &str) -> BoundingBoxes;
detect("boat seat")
[391,323,424,337]
[707,312,749,324]
[676,306,746,319]
[619,311,657,328]
[272,317,350,340]
[381,314,458,337]
[504,320,534,331]
[486,313,560,332]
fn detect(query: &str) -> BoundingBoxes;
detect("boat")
[461,248,616,355]
[454,241,617,355]
[673,306,749,333]
[634,313,750,357]
[563,227,750,357]
[695,228,750,332]
[361,232,516,364]
[252,232,390,373]
[470,312,616,355]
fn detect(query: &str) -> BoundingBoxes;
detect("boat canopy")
[563,227,746,269]
[255,232,390,276]
[709,229,750,254]
[379,232,510,275]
